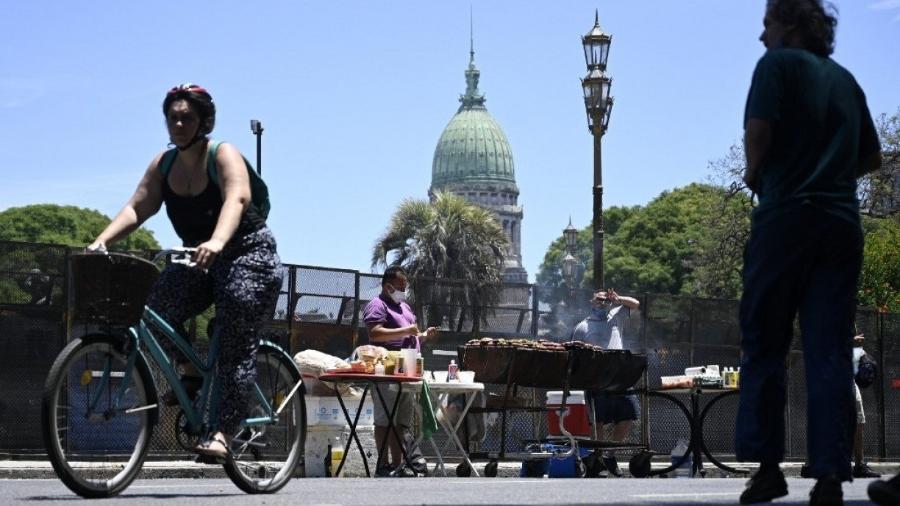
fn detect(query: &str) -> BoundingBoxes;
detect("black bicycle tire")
[224,342,306,494]
[41,333,157,498]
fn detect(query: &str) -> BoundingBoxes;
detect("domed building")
[429,43,528,284]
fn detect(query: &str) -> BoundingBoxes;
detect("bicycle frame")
[100,305,280,436]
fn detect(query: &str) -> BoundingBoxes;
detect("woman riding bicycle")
[88,83,282,459]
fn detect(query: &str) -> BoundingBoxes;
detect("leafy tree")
[859,215,900,312]
[605,184,727,295]
[536,186,728,296]
[371,191,509,329]
[859,109,900,217]
[535,206,638,302]
[0,204,159,307]
[0,204,159,250]
[692,143,754,299]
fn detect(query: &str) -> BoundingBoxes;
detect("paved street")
[3,477,881,505]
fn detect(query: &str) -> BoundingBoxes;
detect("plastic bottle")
[330,434,345,477]
[374,359,385,376]
[416,352,424,377]
[735,367,741,389]
[448,359,459,382]
[723,367,732,388]
[670,438,692,478]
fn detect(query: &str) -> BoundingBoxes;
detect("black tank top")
[162,171,264,247]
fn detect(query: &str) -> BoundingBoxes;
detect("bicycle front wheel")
[41,333,157,498]
[225,342,306,494]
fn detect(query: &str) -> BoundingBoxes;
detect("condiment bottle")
[448,359,459,381]
[416,353,424,377]
[374,359,385,376]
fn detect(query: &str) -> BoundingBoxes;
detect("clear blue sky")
[2,1,898,280]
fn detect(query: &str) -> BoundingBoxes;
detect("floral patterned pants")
[147,227,282,434]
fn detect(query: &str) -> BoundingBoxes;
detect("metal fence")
[1,240,897,463]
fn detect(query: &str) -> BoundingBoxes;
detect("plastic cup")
[459,371,476,383]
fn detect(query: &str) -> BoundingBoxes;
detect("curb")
[2,459,897,480]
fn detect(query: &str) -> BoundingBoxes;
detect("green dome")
[431,51,516,189]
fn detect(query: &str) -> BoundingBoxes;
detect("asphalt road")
[3,477,881,505]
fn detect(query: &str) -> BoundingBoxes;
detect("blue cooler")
[520,443,591,478]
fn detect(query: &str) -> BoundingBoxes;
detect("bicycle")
[41,249,306,498]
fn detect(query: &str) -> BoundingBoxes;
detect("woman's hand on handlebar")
[85,241,108,254]
[194,238,225,270]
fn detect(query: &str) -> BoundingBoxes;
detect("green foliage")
[372,191,510,329]
[859,215,900,312]
[859,108,900,216]
[0,204,159,250]
[535,206,637,294]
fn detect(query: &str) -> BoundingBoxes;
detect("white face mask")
[388,285,407,304]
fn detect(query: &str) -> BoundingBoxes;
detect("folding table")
[410,381,485,477]
[317,372,424,477]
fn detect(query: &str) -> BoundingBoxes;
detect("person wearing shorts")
[363,266,436,475]
[572,288,640,477]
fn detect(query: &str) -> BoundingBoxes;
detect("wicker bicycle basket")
[70,253,160,326]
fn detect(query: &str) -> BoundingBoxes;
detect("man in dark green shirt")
[736,1,881,505]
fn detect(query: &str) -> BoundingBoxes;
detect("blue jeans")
[735,201,861,481]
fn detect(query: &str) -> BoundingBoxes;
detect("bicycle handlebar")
[152,247,199,268]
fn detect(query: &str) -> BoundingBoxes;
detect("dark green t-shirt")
[744,48,880,223]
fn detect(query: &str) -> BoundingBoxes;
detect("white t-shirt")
[571,305,630,350]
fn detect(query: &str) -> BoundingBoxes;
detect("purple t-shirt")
[363,294,418,350]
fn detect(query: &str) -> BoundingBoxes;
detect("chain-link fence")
[1,240,897,463]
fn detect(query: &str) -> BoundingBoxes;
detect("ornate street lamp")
[561,219,585,300]
[564,217,579,254]
[580,10,613,290]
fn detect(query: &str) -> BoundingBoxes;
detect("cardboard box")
[306,395,374,426]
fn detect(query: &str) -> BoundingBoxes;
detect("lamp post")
[561,218,584,300]
[250,119,263,175]
[581,10,613,290]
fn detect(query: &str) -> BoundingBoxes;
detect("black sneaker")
[868,473,900,506]
[740,468,788,504]
[602,455,622,477]
[852,462,881,479]
[374,465,394,477]
[809,475,843,506]
[162,376,202,406]
[800,464,812,479]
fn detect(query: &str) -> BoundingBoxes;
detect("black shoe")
[852,462,881,479]
[602,456,622,477]
[162,376,202,406]
[800,464,812,479]
[374,465,393,477]
[740,468,788,504]
[868,473,900,506]
[809,475,843,506]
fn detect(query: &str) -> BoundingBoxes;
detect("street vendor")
[363,265,437,476]
[572,288,640,477]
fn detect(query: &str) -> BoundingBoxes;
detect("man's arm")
[368,323,420,343]
[608,289,640,310]
[744,118,773,193]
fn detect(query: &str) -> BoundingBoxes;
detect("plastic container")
[546,390,590,437]
[448,360,459,381]
[670,438,692,478]
[330,434,346,477]
[374,360,385,376]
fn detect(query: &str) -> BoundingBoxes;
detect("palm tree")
[371,191,509,331]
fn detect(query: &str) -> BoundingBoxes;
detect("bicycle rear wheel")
[41,333,157,498]
[225,342,306,493]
